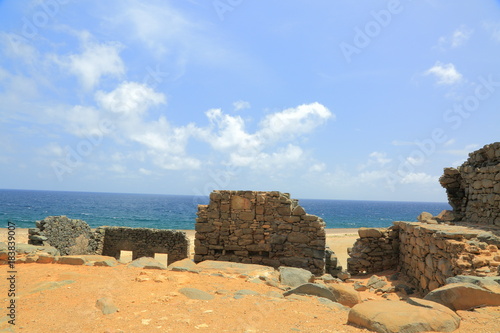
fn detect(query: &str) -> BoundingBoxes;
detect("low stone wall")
[347,227,399,274]
[28,216,189,265]
[440,142,500,225]
[348,221,500,294]
[98,227,189,265]
[195,190,326,275]
[398,222,500,294]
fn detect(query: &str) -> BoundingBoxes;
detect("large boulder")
[167,258,198,272]
[348,298,460,333]
[328,284,361,307]
[279,266,314,287]
[358,228,383,238]
[423,282,500,311]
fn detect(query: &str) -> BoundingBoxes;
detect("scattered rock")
[57,256,86,265]
[29,280,76,294]
[127,257,167,270]
[167,258,198,272]
[353,282,367,291]
[178,288,214,301]
[283,283,336,302]
[327,284,361,307]
[423,282,500,311]
[316,297,349,311]
[336,270,351,281]
[348,298,460,333]
[417,212,434,223]
[445,275,500,293]
[279,267,314,287]
[96,297,118,315]
[367,275,387,290]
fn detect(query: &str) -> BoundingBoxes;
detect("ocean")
[0,189,451,230]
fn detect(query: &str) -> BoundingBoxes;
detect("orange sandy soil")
[1,229,499,332]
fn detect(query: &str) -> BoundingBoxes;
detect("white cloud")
[233,100,251,111]
[258,102,333,142]
[400,172,434,184]
[61,33,125,90]
[425,62,463,85]
[96,81,166,117]
[437,25,473,49]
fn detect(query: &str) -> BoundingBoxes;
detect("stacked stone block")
[397,221,500,294]
[348,221,500,294]
[440,142,500,225]
[347,227,399,274]
[194,190,326,275]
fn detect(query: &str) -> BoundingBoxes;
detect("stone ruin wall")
[29,216,189,264]
[348,221,500,294]
[440,142,500,226]
[97,227,189,265]
[194,190,326,275]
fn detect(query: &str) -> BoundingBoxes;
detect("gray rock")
[317,297,349,311]
[367,275,387,289]
[445,275,500,293]
[477,232,500,247]
[96,297,118,315]
[167,258,197,272]
[283,283,336,302]
[424,282,500,311]
[29,280,76,294]
[127,257,167,270]
[336,270,351,281]
[179,288,214,300]
[279,266,314,287]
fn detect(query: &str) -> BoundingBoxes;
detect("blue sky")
[1,0,500,202]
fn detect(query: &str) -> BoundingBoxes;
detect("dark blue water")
[0,189,451,229]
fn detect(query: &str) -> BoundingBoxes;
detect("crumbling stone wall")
[98,227,189,264]
[29,216,93,255]
[29,216,189,264]
[348,221,500,294]
[347,227,399,274]
[194,190,326,274]
[440,142,500,225]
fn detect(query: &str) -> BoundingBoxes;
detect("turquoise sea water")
[0,189,451,230]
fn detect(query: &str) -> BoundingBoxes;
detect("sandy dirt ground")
[1,228,499,332]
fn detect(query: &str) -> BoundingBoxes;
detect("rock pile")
[347,227,399,274]
[440,142,500,225]
[195,191,328,275]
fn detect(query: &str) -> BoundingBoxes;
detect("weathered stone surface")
[167,258,198,272]
[179,288,214,300]
[283,283,336,302]
[358,228,383,238]
[279,266,314,287]
[445,275,500,293]
[417,212,434,223]
[57,256,86,265]
[195,191,326,275]
[95,297,118,315]
[441,142,500,225]
[328,284,361,307]
[423,282,500,310]
[348,298,460,333]
[29,280,76,294]
[127,257,167,270]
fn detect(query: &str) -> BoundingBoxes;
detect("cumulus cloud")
[425,62,463,85]
[96,81,166,117]
[233,100,251,111]
[60,33,125,90]
[437,25,473,49]
[400,172,435,184]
